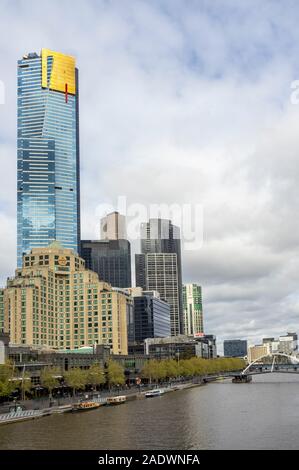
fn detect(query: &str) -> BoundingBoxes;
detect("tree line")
[0,361,125,399]
[0,356,245,399]
[141,357,246,383]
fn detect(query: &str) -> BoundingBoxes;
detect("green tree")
[179,359,197,378]
[64,368,89,397]
[87,362,105,390]
[0,363,16,398]
[141,360,166,384]
[164,360,180,380]
[17,372,32,400]
[142,356,246,384]
[40,367,61,398]
[106,361,125,389]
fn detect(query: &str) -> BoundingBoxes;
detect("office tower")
[126,288,171,343]
[135,218,183,336]
[81,212,131,288]
[17,49,80,267]
[1,243,130,354]
[183,284,204,336]
[224,339,248,358]
[81,240,131,288]
[101,211,127,240]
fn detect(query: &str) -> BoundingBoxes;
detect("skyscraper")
[125,288,171,344]
[135,219,183,336]
[183,284,204,336]
[17,49,80,267]
[81,239,132,288]
[81,212,131,288]
[101,212,127,240]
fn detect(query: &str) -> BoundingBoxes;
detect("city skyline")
[1,1,299,350]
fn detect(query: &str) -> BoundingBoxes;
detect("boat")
[72,401,101,412]
[106,395,127,406]
[232,375,252,384]
[145,389,165,398]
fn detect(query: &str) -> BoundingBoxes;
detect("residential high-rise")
[248,344,270,363]
[1,243,130,355]
[224,339,247,358]
[135,219,183,336]
[17,49,80,267]
[183,284,204,336]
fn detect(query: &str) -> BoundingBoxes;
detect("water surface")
[1,374,299,449]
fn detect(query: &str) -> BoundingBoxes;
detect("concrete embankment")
[0,380,207,426]
[0,405,73,426]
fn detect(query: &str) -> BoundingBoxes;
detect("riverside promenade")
[0,379,205,426]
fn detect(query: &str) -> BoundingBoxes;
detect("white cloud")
[1,0,299,351]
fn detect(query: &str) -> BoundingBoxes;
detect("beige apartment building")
[247,344,271,363]
[0,242,131,355]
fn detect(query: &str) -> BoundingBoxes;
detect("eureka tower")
[17,49,80,266]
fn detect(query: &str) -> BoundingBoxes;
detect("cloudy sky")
[1,0,299,350]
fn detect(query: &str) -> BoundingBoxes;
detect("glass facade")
[81,240,131,288]
[224,340,248,358]
[131,294,171,343]
[17,50,80,267]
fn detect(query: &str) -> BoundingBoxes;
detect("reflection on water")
[1,373,299,450]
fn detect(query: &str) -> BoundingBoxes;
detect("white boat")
[106,395,126,406]
[145,389,165,398]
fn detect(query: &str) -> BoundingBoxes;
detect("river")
[1,373,299,450]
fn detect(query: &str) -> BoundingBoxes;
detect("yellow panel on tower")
[41,48,76,95]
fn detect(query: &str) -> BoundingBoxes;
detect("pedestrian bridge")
[242,352,299,376]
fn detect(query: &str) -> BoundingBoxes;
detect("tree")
[141,360,166,384]
[141,356,246,383]
[87,362,105,390]
[179,359,197,378]
[0,363,16,398]
[17,372,32,400]
[40,367,61,398]
[64,368,89,397]
[164,360,180,380]
[106,361,125,389]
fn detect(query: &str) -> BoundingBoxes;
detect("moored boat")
[72,401,101,412]
[145,389,165,398]
[106,395,127,405]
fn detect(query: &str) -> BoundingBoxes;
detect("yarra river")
[1,374,299,450]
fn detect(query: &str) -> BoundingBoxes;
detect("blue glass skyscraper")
[17,49,80,266]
